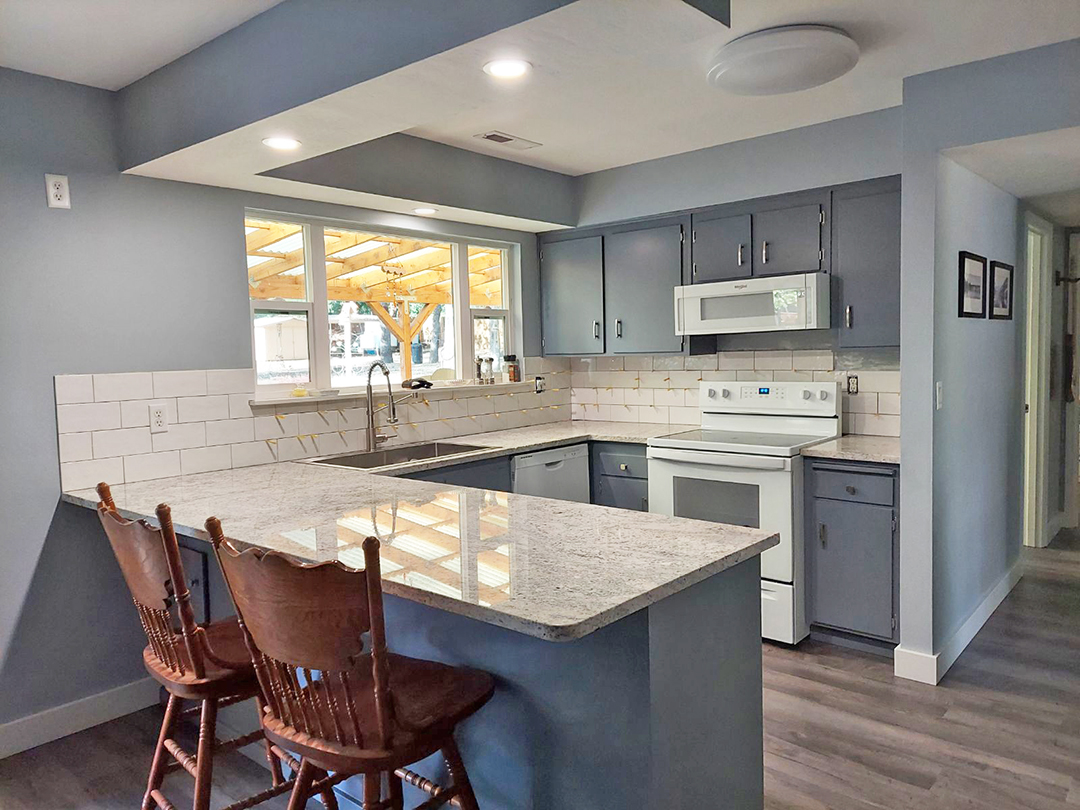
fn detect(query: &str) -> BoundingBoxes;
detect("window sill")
[250,378,547,409]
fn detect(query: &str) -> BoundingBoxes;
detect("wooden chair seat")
[141,618,258,699]
[261,654,495,771]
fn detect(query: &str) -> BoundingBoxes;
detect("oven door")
[647,446,794,583]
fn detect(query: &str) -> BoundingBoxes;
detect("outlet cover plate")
[45,174,71,209]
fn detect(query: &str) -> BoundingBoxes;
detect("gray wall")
[574,107,901,226]
[900,38,1080,660]
[931,158,1022,645]
[0,67,538,724]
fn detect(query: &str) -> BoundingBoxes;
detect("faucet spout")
[365,360,396,450]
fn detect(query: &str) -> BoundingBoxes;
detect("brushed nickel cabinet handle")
[845,485,857,495]
[762,241,769,264]
[846,305,853,329]
[738,244,744,266]
[593,320,600,339]
[615,319,623,338]
[818,523,827,547]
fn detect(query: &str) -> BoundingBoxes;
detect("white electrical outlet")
[45,174,71,209]
[149,402,169,434]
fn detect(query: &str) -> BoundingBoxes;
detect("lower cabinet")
[401,456,512,492]
[805,460,898,642]
[591,442,649,511]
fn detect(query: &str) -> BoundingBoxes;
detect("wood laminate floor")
[1,534,1077,809]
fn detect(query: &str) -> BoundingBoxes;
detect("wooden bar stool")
[96,482,337,810]
[207,516,496,810]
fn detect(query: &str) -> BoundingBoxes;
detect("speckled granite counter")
[63,420,776,642]
[801,434,900,464]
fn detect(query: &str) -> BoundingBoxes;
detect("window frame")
[245,209,518,395]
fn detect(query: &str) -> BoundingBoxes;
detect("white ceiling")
[405,0,1080,175]
[0,0,285,90]
[947,127,1080,227]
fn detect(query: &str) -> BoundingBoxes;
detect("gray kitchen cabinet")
[806,460,898,642]
[401,455,512,492]
[604,223,684,354]
[752,202,823,276]
[590,442,649,511]
[540,236,605,355]
[691,213,752,283]
[832,180,901,348]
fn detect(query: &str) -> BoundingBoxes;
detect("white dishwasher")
[511,444,591,503]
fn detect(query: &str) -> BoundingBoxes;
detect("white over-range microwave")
[673,271,831,336]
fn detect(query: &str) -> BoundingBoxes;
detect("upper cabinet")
[832,179,901,348]
[540,236,605,355]
[604,223,684,354]
[691,213,751,283]
[752,202,823,276]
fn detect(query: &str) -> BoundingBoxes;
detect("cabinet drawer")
[810,465,894,506]
[592,443,648,478]
[595,475,649,512]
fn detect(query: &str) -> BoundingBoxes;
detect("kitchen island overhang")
[64,459,777,809]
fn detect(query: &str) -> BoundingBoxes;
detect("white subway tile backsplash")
[298,409,340,435]
[736,370,774,382]
[177,395,231,423]
[206,369,255,396]
[153,370,207,398]
[60,457,124,491]
[205,418,254,446]
[652,356,685,371]
[181,446,233,475]
[93,372,154,402]
[857,371,901,393]
[55,375,95,405]
[773,371,815,382]
[622,356,653,371]
[58,432,94,463]
[684,354,719,371]
[843,393,879,414]
[878,393,901,415]
[232,441,278,468]
[653,389,684,407]
[792,350,834,371]
[438,399,469,419]
[719,352,755,370]
[57,402,121,434]
[669,406,698,425]
[254,414,298,440]
[852,413,901,437]
[124,451,181,483]
[152,422,206,452]
[753,350,793,370]
[229,393,254,419]
[622,388,653,407]
[92,427,153,459]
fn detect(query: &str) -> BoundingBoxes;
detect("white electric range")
[647,380,841,644]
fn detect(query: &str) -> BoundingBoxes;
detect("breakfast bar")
[65,458,776,809]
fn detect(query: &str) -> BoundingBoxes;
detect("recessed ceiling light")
[707,25,859,96]
[261,136,302,150]
[483,59,531,79]
[413,207,438,215]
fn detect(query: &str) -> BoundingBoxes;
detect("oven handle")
[647,447,788,470]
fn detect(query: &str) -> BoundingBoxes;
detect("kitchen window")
[245,214,515,391]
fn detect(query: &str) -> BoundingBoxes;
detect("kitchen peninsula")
[64,433,777,809]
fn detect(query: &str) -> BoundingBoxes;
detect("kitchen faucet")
[365,360,413,450]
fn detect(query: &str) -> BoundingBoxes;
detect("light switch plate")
[45,174,71,209]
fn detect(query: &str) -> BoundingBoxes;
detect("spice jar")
[505,355,521,383]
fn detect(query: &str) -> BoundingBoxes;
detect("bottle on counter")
[505,355,521,383]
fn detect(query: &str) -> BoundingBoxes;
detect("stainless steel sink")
[307,442,490,470]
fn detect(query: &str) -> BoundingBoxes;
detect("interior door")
[692,214,752,283]
[604,224,684,353]
[753,203,822,276]
[540,236,605,355]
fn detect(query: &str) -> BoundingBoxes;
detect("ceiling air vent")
[473,130,542,151]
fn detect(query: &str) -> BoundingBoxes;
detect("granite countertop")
[801,434,900,464]
[64,422,776,643]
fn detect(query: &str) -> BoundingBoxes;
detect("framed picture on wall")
[989,260,1014,320]
[958,251,987,318]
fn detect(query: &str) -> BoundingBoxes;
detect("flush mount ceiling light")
[413,207,438,215]
[707,25,859,96]
[261,136,302,150]
[482,59,531,79]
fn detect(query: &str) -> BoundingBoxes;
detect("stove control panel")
[700,381,840,416]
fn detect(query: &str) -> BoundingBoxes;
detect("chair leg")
[142,694,180,810]
[442,739,479,810]
[388,771,404,810]
[362,771,382,809]
[255,695,285,787]
[317,767,340,810]
[192,698,218,810]
[287,759,316,810]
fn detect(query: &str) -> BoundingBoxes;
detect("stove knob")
[819,390,829,401]
[802,389,812,400]
[706,388,717,399]
[721,388,731,398]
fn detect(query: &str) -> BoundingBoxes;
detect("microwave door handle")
[647,447,786,470]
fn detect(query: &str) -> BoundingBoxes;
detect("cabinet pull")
[693,262,698,278]
[619,463,628,471]
[641,496,648,511]
[845,305,853,329]
[762,241,769,264]
[593,320,600,339]
[615,319,623,338]
[737,244,744,266]
[845,485,857,495]
[818,522,827,547]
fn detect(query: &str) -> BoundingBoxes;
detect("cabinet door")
[753,203,822,276]
[595,475,649,512]
[692,214,752,283]
[834,188,900,348]
[808,498,895,640]
[541,236,605,355]
[604,224,684,354]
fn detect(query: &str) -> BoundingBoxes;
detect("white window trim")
[246,209,519,396]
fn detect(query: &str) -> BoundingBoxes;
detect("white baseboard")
[0,677,160,760]
[894,560,1022,686]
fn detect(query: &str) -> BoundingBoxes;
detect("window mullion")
[451,241,472,380]
[308,225,331,390]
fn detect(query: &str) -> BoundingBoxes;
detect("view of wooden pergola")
[246,218,504,378]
